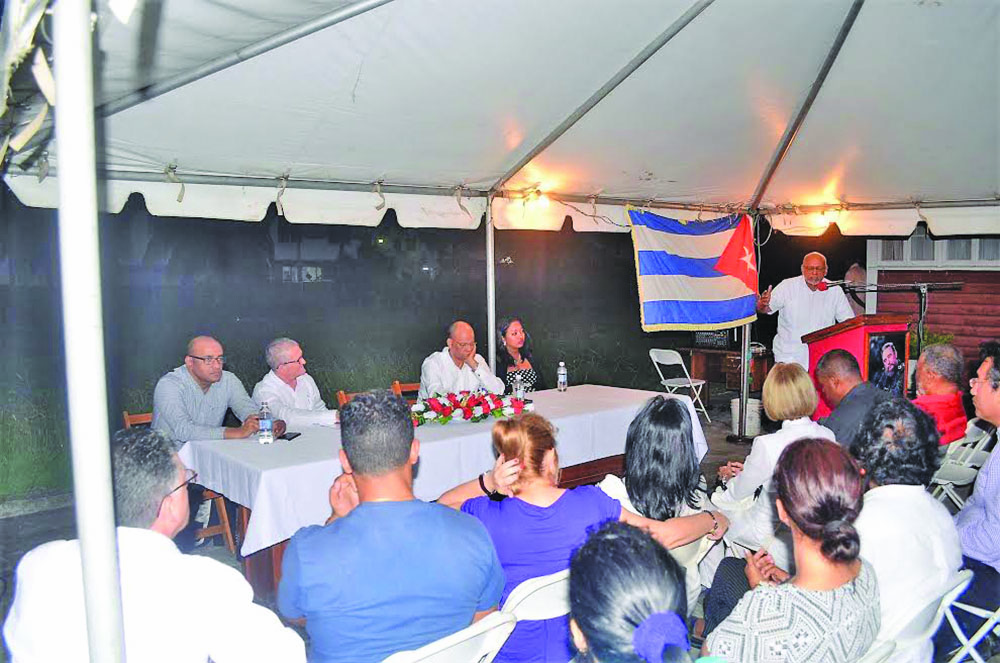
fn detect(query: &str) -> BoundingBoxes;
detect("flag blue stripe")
[629,209,741,236]
[643,295,757,325]
[637,251,723,278]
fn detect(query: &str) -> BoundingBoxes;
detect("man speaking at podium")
[757,252,856,369]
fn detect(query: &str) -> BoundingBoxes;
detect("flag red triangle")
[714,214,758,292]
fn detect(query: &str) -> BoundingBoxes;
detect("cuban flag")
[628,209,758,331]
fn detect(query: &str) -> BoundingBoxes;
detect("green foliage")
[0,384,72,500]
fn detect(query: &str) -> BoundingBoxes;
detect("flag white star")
[740,247,756,272]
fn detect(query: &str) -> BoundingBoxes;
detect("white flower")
[473,406,484,417]
[502,407,515,416]
[423,410,437,419]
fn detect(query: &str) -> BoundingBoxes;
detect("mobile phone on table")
[279,432,301,441]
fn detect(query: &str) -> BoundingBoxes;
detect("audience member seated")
[497,316,546,394]
[277,390,504,663]
[933,341,1000,660]
[703,438,880,662]
[569,521,706,663]
[418,320,504,399]
[712,362,834,571]
[816,348,889,448]
[437,412,728,663]
[850,398,961,663]
[913,343,968,445]
[252,337,338,428]
[3,428,305,663]
[152,334,285,550]
[597,396,717,612]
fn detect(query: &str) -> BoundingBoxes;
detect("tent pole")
[739,323,751,439]
[54,2,125,662]
[98,0,399,117]
[491,0,715,192]
[749,0,865,208]
[485,194,497,371]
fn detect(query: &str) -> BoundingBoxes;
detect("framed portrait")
[864,331,909,397]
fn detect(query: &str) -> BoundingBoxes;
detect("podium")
[802,314,913,419]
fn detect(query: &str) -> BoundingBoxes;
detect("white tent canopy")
[3,0,999,235]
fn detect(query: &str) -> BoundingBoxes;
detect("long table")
[178,385,707,594]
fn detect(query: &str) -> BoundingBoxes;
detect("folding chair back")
[501,569,570,622]
[381,612,516,663]
[649,349,711,422]
[893,570,973,653]
[122,410,153,429]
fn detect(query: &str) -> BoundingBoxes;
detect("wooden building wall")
[877,270,1000,371]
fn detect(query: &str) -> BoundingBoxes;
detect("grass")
[0,385,71,500]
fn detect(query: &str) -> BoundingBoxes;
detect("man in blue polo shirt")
[278,390,505,663]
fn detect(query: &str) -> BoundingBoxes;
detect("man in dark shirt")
[871,342,904,397]
[816,349,890,447]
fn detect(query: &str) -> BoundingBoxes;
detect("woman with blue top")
[497,317,545,394]
[569,520,724,663]
[438,413,729,663]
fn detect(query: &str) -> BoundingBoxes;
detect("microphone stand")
[839,281,964,350]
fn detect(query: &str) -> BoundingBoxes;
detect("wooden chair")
[557,454,625,489]
[392,380,421,404]
[336,390,361,408]
[121,410,236,554]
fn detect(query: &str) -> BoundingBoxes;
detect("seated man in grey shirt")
[153,335,285,442]
[815,349,890,448]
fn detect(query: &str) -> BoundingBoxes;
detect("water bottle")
[557,362,568,392]
[513,373,526,401]
[258,402,274,445]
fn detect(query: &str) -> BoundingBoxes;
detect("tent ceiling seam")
[96,0,399,118]
[748,0,865,210]
[490,0,716,194]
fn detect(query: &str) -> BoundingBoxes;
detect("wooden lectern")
[803,314,913,419]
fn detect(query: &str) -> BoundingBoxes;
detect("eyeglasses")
[188,355,225,365]
[278,356,305,367]
[158,469,198,514]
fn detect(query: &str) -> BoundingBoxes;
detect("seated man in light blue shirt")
[934,341,1000,660]
[278,390,505,663]
[152,335,285,442]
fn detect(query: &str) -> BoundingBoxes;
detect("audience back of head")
[492,413,556,492]
[340,390,413,475]
[624,396,700,520]
[775,438,864,563]
[815,349,862,383]
[570,521,689,663]
[111,427,178,528]
[920,343,963,387]
[850,397,940,487]
[761,362,818,421]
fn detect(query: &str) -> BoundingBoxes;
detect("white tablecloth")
[178,385,707,555]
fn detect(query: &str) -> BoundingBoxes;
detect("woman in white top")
[599,396,719,612]
[712,363,835,571]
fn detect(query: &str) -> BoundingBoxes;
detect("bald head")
[184,335,224,390]
[186,335,220,357]
[447,320,477,364]
[801,252,828,288]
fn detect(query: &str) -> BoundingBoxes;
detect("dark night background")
[0,187,864,500]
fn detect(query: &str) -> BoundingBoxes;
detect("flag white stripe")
[632,225,736,259]
[640,273,753,303]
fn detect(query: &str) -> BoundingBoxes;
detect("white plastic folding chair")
[891,570,973,660]
[855,641,895,663]
[943,590,1000,663]
[932,423,995,510]
[501,569,571,621]
[381,612,516,663]
[649,349,711,423]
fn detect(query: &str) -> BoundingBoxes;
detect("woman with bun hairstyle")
[437,413,729,663]
[703,438,880,662]
[569,521,710,663]
[496,317,545,394]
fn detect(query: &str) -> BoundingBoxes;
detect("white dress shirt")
[766,275,855,368]
[856,484,963,663]
[711,417,835,570]
[418,348,505,399]
[252,370,337,429]
[3,527,305,663]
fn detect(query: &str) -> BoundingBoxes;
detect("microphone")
[816,280,851,292]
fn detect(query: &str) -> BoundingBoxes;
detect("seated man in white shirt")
[253,337,338,429]
[849,397,962,663]
[418,320,504,399]
[3,427,305,663]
